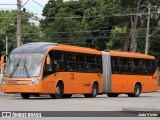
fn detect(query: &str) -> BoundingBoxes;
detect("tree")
[41,0,160,65]
[41,0,124,50]
[0,10,41,55]
[41,0,87,45]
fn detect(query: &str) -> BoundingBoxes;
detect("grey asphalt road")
[0,92,159,119]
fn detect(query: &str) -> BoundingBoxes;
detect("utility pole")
[17,0,22,47]
[145,3,151,55]
[6,36,8,55]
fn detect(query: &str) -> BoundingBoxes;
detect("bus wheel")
[84,83,98,98]
[21,93,30,99]
[50,82,64,99]
[107,93,119,97]
[128,84,141,97]
[62,94,72,98]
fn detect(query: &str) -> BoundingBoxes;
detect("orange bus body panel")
[110,50,158,93]
[111,74,158,93]
[2,72,103,94]
[2,80,43,93]
[110,51,155,59]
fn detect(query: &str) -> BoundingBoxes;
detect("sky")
[0,0,49,18]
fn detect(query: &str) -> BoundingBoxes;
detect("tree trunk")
[130,1,140,52]
[123,23,130,52]
[123,37,129,51]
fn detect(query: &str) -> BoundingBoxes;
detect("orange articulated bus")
[1,42,158,99]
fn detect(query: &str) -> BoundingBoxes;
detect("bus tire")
[107,93,119,97]
[21,93,30,99]
[128,84,141,97]
[62,94,72,98]
[50,82,64,99]
[84,83,98,98]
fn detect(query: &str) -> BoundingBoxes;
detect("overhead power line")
[1,32,160,38]
[0,27,159,34]
[42,11,160,19]
[32,0,44,7]
[0,11,159,19]
[22,0,30,7]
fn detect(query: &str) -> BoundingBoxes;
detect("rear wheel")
[84,83,98,98]
[21,93,30,99]
[50,82,64,99]
[128,84,141,97]
[107,93,119,97]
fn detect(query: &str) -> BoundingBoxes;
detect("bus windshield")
[4,53,44,77]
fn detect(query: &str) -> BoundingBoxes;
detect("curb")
[122,107,160,113]
[0,93,21,97]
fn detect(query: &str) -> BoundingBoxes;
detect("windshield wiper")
[23,60,30,78]
[10,59,20,78]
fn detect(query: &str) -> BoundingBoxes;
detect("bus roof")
[10,42,155,59]
[11,42,58,53]
[51,44,101,55]
[109,50,155,59]
[11,42,101,55]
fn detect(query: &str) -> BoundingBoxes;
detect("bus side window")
[131,60,136,74]
[53,51,65,71]
[76,53,86,72]
[143,60,152,75]
[111,57,119,74]
[66,52,76,71]
[96,55,102,73]
[152,60,157,75]
[86,55,97,73]
[119,57,127,74]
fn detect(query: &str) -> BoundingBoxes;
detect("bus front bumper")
[2,82,43,93]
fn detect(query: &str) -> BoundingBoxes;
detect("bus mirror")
[1,55,6,74]
[46,55,51,65]
[1,55,7,64]
[1,55,4,64]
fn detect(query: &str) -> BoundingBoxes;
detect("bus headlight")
[32,80,39,85]
[2,78,7,84]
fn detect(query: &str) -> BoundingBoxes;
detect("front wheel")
[84,83,98,98]
[50,82,64,99]
[21,93,30,99]
[128,84,141,97]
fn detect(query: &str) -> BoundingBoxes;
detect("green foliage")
[1,0,160,65]
[106,26,127,51]
[0,10,41,56]
[41,0,123,50]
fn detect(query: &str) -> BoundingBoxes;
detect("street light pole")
[145,3,151,55]
[6,36,8,55]
[17,0,22,47]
